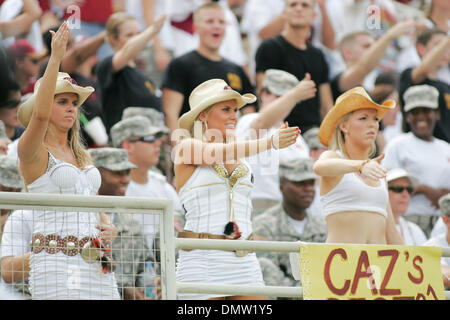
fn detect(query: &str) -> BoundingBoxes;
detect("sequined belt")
[177,230,254,257]
[31,233,114,273]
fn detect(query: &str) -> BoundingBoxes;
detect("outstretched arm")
[0,0,42,38]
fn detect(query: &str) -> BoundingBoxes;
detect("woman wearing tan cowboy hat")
[17,22,120,300]
[313,87,404,245]
[173,79,300,300]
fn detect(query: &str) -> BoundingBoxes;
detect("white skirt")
[176,249,265,300]
[30,252,120,300]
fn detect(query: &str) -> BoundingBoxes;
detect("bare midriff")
[325,211,387,244]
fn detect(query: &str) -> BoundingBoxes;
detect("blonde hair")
[105,12,136,42]
[328,112,376,158]
[189,105,233,144]
[193,2,223,24]
[68,111,92,169]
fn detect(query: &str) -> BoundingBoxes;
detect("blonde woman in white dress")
[17,22,119,300]
[173,79,300,300]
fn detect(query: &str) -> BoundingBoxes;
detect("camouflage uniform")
[253,158,327,298]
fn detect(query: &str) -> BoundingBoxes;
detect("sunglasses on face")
[388,186,413,194]
[128,132,165,143]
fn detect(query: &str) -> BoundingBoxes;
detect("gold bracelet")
[358,159,369,174]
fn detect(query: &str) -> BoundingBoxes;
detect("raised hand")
[360,153,388,180]
[295,73,317,101]
[270,122,300,150]
[50,21,70,61]
[146,14,166,38]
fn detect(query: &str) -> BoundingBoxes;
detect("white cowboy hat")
[178,79,256,131]
[18,72,94,128]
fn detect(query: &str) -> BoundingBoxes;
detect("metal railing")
[1,192,449,300]
[0,192,176,300]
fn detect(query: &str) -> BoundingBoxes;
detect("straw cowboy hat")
[318,86,396,147]
[178,79,256,131]
[18,72,94,128]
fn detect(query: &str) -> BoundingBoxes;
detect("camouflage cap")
[122,107,169,134]
[439,193,450,216]
[403,84,439,113]
[0,120,7,139]
[0,156,23,189]
[110,115,164,148]
[263,69,299,97]
[302,127,324,150]
[278,157,318,182]
[88,147,137,171]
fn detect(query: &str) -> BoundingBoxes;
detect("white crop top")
[320,151,388,218]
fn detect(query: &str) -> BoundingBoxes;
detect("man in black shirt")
[254,0,333,132]
[398,28,450,142]
[161,2,255,142]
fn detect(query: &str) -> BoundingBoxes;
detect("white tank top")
[320,151,388,218]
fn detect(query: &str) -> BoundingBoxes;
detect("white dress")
[176,161,265,300]
[27,151,120,300]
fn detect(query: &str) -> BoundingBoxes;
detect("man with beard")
[383,84,450,237]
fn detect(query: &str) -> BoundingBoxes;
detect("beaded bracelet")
[358,159,370,174]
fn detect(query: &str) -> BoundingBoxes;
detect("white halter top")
[320,151,388,218]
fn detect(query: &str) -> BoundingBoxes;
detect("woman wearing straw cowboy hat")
[17,22,120,300]
[173,78,300,300]
[313,87,404,245]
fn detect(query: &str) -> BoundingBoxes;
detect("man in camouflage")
[253,157,327,296]
[89,147,154,300]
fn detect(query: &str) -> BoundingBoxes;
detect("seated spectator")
[5,39,45,95]
[383,85,450,237]
[97,12,165,134]
[88,147,155,300]
[398,28,450,143]
[253,157,327,294]
[424,193,450,288]
[162,2,255,142]
[386,168,427,245]
[235,69,312,216]
[0,80,24,141]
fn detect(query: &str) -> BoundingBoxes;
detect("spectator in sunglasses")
[386,168,427,246]
[5,39,45,95]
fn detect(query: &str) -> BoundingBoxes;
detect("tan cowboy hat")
[18,72,94,128]
[178,79,256,131]
[318,87,396,147]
